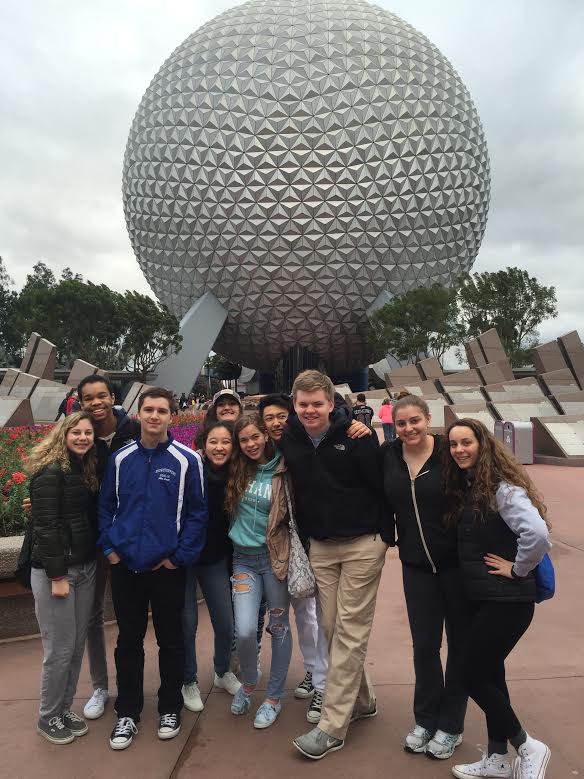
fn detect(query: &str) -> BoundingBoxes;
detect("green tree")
[119,292,182,381]
[205,354,242,381]
[456,267,558,366]
[0,257,24,365]
[368,285,463,365]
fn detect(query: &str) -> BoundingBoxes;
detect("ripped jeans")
[232,546,292,700]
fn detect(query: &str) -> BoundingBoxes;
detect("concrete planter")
[0,535,115,641]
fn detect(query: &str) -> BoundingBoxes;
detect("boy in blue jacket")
[98,387,207,750]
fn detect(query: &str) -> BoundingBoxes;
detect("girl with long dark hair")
[445,419,551,779]
[226,413,292,729]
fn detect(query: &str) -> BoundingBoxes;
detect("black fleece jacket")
[96,407,141,479]
[30,457,98,578]
[380,435,458,571]
[197,461,232,566]
[280,412,386,541]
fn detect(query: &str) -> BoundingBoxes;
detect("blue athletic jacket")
[98,434,208,572]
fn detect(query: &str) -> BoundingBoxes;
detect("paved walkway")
[0,465,581,778]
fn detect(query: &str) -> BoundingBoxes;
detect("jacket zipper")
[406,465,437,574]
[135,452,152,572]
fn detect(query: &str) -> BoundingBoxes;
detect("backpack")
[534,553,555,603]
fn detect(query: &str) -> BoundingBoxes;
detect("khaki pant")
[309,534,388,740]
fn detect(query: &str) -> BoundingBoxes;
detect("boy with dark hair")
[76,374,141,721]
[99,387,207,750]
[281,370,388,760]
[352,393,374,429]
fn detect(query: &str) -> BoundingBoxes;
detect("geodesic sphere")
[123,0,490,372]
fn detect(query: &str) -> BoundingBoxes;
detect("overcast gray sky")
[1,0,582,346]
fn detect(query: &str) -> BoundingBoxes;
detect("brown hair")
[292,370,334,402]
[392,394,430,419]
[224,413,276,516]
[137,387,178,414]
[27,412,99,491]
[444,418,550,528]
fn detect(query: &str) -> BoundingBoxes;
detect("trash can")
[501,421,534,465]
[494,420,505,443]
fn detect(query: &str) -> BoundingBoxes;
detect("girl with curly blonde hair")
[28,411,99,745]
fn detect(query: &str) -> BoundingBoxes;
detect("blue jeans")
[183,558,233,685]
[232,546,292,700]
[382,423,394,441]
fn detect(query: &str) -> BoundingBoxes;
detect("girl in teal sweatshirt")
[225,413,292,730]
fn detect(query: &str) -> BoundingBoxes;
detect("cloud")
[0,0,582,345]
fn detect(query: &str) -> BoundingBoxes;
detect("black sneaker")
[158,712,181,740]
[294,671,314,699]
[37,716,74,745]
[110,717,138,750]
[62,710,89,736]
[307,690,324,723]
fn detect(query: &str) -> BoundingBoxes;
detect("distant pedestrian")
[352,393,374,428]
[378,398,394,441]
[55,388,75,421]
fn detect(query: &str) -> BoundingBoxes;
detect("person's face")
[204,426,233,468]
[394,404,430,447]
[79,381,115,423]
[138,397,171,438]
[65,419,94,457]
[294,389,334,436]
[449,426,480,469]
[238,424,268,463]
[215,397,241,422]
[262,404,289,442]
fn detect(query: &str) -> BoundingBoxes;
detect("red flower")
[11,472,27,485]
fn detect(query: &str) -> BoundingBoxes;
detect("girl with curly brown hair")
[226,413,292,730]
[445,418,552,779]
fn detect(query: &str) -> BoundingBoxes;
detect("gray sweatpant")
[31,561,96,723]
[85,555,108,690]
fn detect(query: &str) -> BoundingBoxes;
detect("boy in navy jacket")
[98,387,207,751]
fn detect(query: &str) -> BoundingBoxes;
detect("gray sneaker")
[404,724,433,753]
[293,727,344,760]
[425,729,462,759]
[62,710,89,736]
[37,716,75,745]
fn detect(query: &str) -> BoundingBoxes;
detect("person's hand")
[52,579,70,598]
[22,497,31,513]
[484,553,514,579]
[347,420,372,439]
[153,558,178,571]
[107,551,121,565]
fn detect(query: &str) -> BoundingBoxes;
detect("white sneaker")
[83,688,109,720]
[182,682,204,712]
[404,724,433,753]
[426,729,463,759]
[517,735,551,779]
[452,752,513,778]
[214,671,241,696]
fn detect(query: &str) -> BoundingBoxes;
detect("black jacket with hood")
[380,435,458,572]
[280,412,387,541]
[96,406,141,479]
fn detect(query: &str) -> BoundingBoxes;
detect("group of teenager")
[26,369,552,778]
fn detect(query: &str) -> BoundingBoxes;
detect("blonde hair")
[27,411,99,491]
[292,370,334,402]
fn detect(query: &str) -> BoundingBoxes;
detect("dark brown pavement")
[0,464,581,778]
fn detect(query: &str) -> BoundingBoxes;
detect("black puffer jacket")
[31,458,98,578]
[380,435,458,572]
[458,496,536,602]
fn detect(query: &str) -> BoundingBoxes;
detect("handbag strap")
[283,476,298,534]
